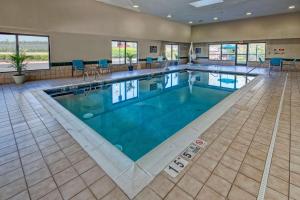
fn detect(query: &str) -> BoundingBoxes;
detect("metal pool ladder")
[245,66,257,81]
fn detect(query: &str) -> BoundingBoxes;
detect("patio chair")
[157,56,164,67]
[146,57,153,69]
[269,58,283,75]
[259,57,264,67]
[72,60,89,80]
[98,59,111,74]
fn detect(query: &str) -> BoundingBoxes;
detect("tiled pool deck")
[0,65,299,200]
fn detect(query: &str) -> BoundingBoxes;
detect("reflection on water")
[55,70,256,160]
[208,73,254,89]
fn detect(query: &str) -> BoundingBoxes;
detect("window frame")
[247,42,266,62]
[0,32,51,73]
[111,40,138,65]
[208,44,222,61]
[165,44,179,61]
[221,43,236,61]
[209,42,266,63]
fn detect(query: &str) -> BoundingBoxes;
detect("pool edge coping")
[31,69,264,199]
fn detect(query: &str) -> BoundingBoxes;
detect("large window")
[165,44,179,60]
[111,41,138,65]
[0,33,50,72]
[209,43,266,63]
[222,44,236,61]
[248,43,266,62]
[209,44,221,60]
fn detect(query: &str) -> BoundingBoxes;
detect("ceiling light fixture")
[167,14,172,18]
[189,21,193,24]
[133,5,139,8]
[190,0,224,8]
[289,5,295,9]
[246,12,252,16]
[213,17,219,21]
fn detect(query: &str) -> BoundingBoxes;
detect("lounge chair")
[146,57,153,69]
[98,59,111,74]
[72,60,89,80]
[269,58,283,75]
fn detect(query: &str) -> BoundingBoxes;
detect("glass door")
[236,44,248,65]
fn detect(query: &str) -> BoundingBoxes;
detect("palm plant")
[126,52,136,66]
[9,53,31,76]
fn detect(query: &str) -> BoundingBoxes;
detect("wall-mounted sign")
[274,48,285,55]
[150,46,158,53]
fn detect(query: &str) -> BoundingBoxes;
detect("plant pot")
[12,74,26,84]
[128,65,134,71]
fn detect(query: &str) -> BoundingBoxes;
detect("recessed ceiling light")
[246,12,252,16]
[133,5,139,8]
[189,21,193,24]
[289,5,295,9]
[213,17,219,20]
[167,14,172,18]
[190,0,224,8]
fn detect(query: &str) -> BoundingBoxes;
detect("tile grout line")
[257,73,288,200]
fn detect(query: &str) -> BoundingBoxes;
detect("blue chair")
[98,59,110,74]
[72,60,86,77]
[269,58,283,74]
[259,57,264,66]
[146,57,153,69]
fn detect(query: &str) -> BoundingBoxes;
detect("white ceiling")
[96,0,300,25]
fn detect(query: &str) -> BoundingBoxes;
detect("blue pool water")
[52,71,254,161]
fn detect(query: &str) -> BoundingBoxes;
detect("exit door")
[236,44,248,65]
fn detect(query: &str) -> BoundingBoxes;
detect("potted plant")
[9,53,31,84]
[126,52,136,71]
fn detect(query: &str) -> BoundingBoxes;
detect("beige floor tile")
[187,164,211,183]
[196,154,218,172]
[29,177,57,200]
[220,155,242,171]
[80,165,105,186]
[206,174,231,197]
[178,174,203,197]
[74,157,96,174]
[90,176,115,199]
[228,186,256,200]
[26,167,51,187]
[213,163,237,183]
[264,187,288,200]
[270,165,289,182]
[101,187,129,200]
[49,158,71,175]
[8,190,30,200]
[0,178,27,200]
[290,172,300,187]
[290,162,300,174]
[39,189,63,200]
[290,184,300,200]
[165,186,193,200]
[149,174,174,198]
[0,167,23,188]
[45,151,65,165]
[54,167,78,186]
[70,189,96,200]
[267,175,288,196]
[134,187,161,200]
[239,163,262,182]
[196,185,225,200]
[234,173,260,197]
[59,176,86,199]
[0,159,21,176]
